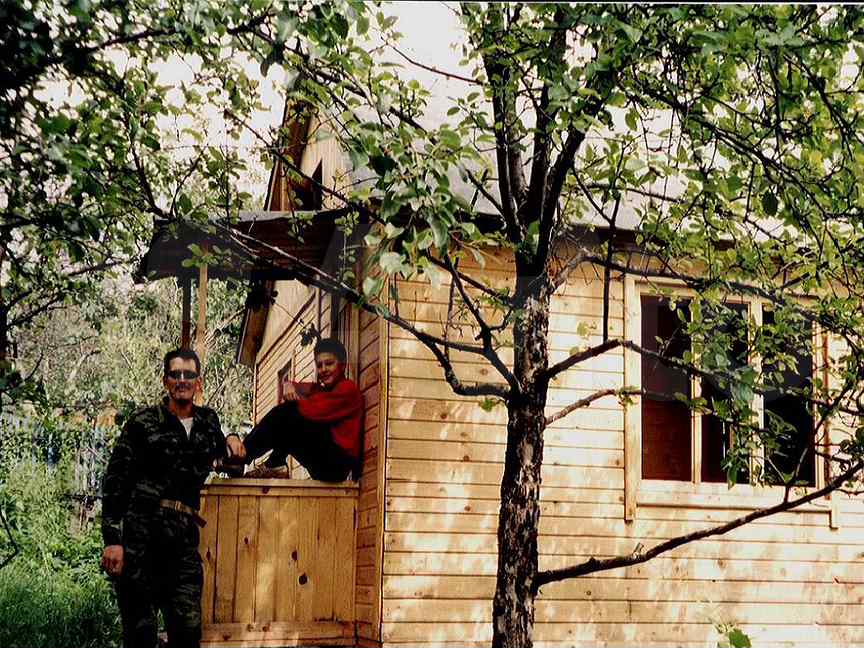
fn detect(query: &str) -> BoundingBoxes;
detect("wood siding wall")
[355,300,388,646]
[254,288,317,425]
[380,263,864,647]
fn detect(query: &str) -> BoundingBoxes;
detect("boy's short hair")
[314,337,347,364]
[163,348,201,375]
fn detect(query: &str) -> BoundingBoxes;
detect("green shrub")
[0,560,120,648]
[0,460,121,647]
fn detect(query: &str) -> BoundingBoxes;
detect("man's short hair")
[163,348,201,375]
[314,337,347,364]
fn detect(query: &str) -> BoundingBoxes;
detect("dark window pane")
[641,296,692,480]
[762,310,815,486]
[701,303,750,484]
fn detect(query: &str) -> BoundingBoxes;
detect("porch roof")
[134,208,353,284]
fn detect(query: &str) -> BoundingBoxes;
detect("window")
[640,294,816,486]
[699,302,750,484]
[277,358,293,403]
[761,310,815,486]
[641,296,693,481]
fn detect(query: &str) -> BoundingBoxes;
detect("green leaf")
[469,248,486,268]
[363,275,384,298]
[438,128,460,149]
[379,251,404,274]
[479,397,499,412]
[357,14,369,35]
[761,191,778,216]
[178,193,193,215]
[141,134,161,151]
[411,229,431,251]
[384,223,404,239]
[370,154,396,176]
[348,148,369,170]
[728,628,752,648]
[430,219,449,249]
[549,85,569,103]
[619,22,642,43]
[41,115,72,135]
[332,14,350,38]
[276,15,297,42]
[726,175,743,195]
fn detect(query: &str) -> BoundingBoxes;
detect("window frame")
[623,276,828,519]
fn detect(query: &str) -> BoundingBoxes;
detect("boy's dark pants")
[242,400,354,482]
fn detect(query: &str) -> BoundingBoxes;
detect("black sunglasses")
[166,370,199,380]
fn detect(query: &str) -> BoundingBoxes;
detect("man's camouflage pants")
[114,507,203,648]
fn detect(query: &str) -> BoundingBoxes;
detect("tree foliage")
[8,2,864,647]
[0,0,293,406]
[210,5,864,646]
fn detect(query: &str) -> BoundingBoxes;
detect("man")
[101,348,243,648]
[229,337,363,481]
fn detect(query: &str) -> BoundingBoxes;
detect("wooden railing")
[199,478,358,647]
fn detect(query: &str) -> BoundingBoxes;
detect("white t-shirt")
[180,417,194,440]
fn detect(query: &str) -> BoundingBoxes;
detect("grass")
[0,560,121,648]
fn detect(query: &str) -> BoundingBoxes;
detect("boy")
[230,338,362,481]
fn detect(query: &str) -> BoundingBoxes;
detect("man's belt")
[158,499,207,528]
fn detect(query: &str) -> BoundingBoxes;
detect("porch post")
[181,275,192,349]
[194,252,209,405]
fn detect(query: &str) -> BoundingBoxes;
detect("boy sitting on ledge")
[226,338,363,481]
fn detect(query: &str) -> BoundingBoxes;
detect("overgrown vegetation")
[0,461,120,648]
[0,277,252,646]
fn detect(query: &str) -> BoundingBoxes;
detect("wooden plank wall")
[356,298,386,645]
[199,480,357,648]
[380,259,864,647]
[254,291,317,425]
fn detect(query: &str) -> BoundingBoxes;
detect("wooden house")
[172,9,864,648]
[182,103,864,648]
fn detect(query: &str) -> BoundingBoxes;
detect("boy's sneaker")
[214,458,245,478]
[244,464,290,479]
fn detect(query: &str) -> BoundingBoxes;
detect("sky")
[143,2,471,204]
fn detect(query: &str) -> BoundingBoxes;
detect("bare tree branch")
[542,339,625,382]
[545,387,640,426]
[443,256,519,392]
[533,460,864,592]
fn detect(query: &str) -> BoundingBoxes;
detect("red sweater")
[295,378,363,459]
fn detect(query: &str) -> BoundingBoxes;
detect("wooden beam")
[196,260,209,363]
[181,275,192,349]
[195,257,209,405]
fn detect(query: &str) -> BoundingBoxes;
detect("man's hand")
[101,545,124,577]
[226,434,246,462]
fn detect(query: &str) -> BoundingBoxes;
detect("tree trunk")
[492,275,550,648]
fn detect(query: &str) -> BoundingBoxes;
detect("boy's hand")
[226,434,246,461]
[281,381,301,402]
